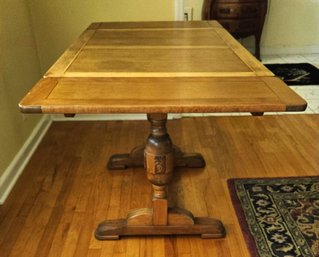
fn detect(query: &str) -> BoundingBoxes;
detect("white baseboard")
[51,113,182,121]
[52,114,148,121]
[264,45,319,55]
[0,115,52,204]
[246,45,319,56]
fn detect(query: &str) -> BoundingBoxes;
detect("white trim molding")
[51,114,182,121]
[52,114,148,121]
[243,44,319,56]
[260,45,319,56]
[0,115,52,204]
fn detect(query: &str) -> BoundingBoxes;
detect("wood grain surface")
[20,76,306,114]
[19,21,306,114]
[1,115,319,256]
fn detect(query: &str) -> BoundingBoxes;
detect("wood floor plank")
[1,115,319,257]
[34,156,81,257]
[8,157,76,257]
[87,249,101,257]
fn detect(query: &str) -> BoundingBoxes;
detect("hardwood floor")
[1,114,319,257]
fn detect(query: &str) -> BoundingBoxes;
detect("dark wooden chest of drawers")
[202,0,268,59]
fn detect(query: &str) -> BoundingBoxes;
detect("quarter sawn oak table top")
[19,21,306,114]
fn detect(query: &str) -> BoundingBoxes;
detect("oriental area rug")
[265,63,319,85]
[228,177,319,257]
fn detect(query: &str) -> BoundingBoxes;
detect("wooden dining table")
[19,21,306,240]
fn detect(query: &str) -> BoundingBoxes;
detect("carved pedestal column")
[145,113,173,226]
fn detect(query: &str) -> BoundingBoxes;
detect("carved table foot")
[173,146,206,168]
[107,145,144,169]
[95,207,225,240]
[108,146,205,170]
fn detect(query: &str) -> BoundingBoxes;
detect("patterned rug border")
[227,176,319,257]
[228,178,260,257]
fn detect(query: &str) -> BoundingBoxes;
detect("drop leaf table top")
[19,21,306,114]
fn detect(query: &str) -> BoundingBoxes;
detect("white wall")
[27,0,175,73]
[259,0,319,53]
[0,0,42,179]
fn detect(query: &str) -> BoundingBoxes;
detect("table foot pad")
[95,214,225,240]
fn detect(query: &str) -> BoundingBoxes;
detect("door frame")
[175,0,184,20]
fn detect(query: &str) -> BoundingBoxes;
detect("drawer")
[214,3,260,18]
[218,19,257,34]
